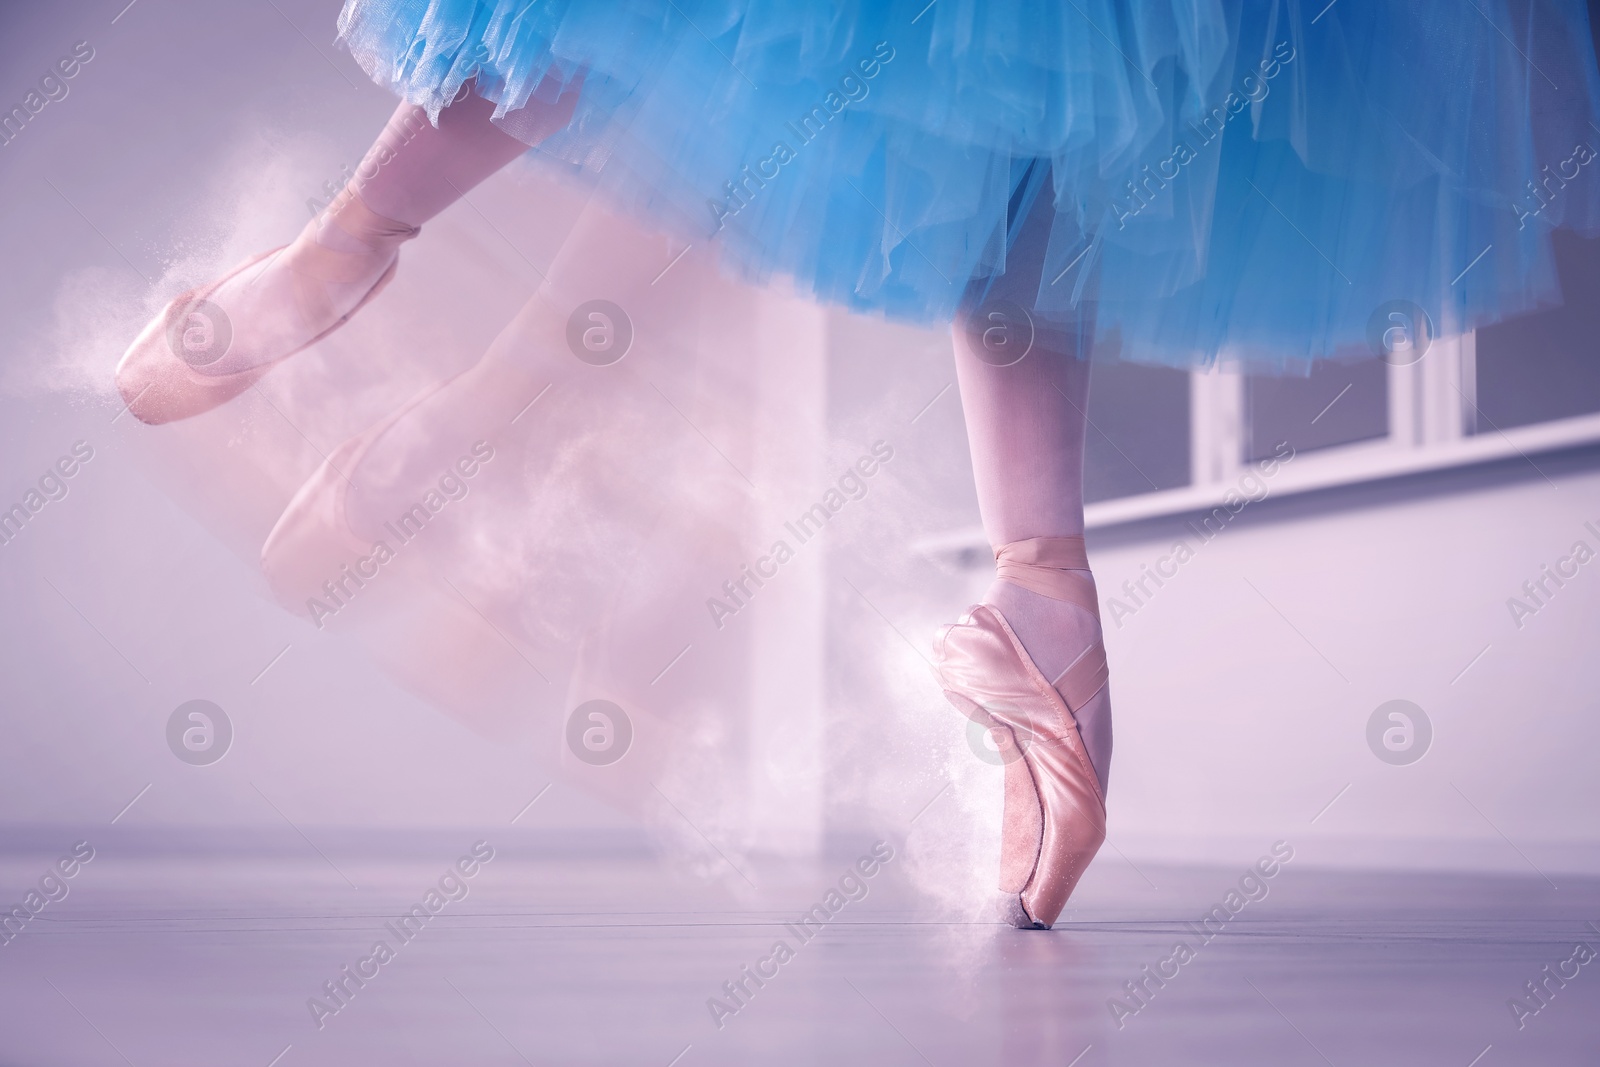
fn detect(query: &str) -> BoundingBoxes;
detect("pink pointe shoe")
[932,536,1108,930]
[259,374,544,740]
[114,193,419,425]
[259,377,452,614]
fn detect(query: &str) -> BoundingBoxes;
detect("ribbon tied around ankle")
[994,536,1099,623]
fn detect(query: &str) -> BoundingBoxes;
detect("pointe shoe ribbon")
[932,535,1108,930]
[283,194,421,328]
[993,536,1109,711]
[113,192,419,426]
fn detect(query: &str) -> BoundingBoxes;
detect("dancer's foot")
[983,577,1112,798]
[259,373,548,740]
[200,193,417,376]
[114,191,418,424]
[932,536,1109,930]
[259,375,454,621]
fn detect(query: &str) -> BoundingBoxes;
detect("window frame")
[1087,330,1600,529]
[915,330,1600,559]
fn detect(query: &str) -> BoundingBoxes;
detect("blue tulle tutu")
[336,0,1600,370]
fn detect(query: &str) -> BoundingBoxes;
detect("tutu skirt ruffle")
[337,0,1600,370]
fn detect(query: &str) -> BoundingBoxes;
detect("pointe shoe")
[259,375,454,618]
[932,536,1108,930]
[260,374,546,740]
[114,193,419,425]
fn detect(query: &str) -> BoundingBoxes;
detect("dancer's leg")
[350,90,565,229]
[200,84,575,376]
[951,180,1112,796]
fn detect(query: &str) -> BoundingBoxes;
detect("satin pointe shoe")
[932,535,1109,930]
[114,192,420,425]
[260,375,543,739]
[259,375,454,618]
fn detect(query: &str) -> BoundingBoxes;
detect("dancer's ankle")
[312,187,420,256]
[185,188,418,378]
[312,211,377,255]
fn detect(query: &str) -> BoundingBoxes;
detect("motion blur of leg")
[320,190,711,540]
[950,169,1112,798]
[259,188,720,749]
[262,186,715,598]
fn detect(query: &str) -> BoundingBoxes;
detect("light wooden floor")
[2,843,1595,1066]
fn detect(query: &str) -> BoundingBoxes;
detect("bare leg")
[951,180,1113,796]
